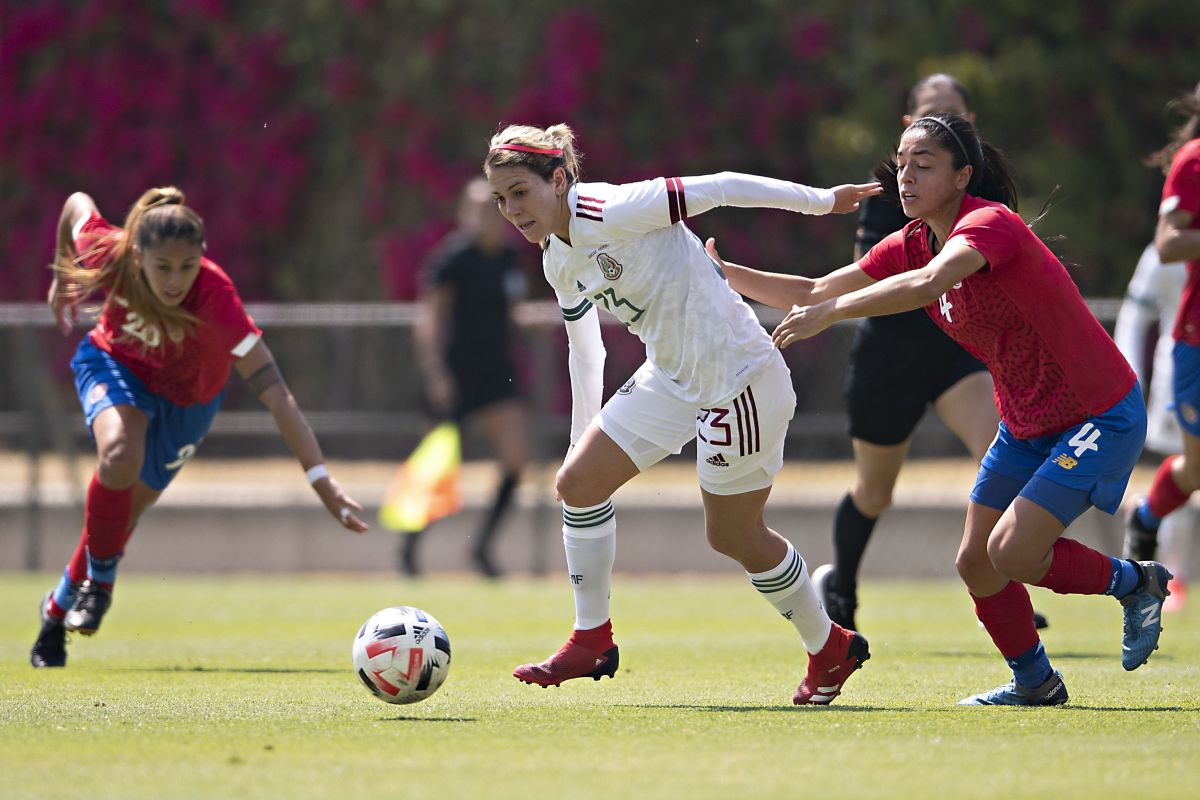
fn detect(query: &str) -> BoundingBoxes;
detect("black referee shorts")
[843,310,987,446]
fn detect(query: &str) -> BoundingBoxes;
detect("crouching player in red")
[711,113,1171,705]
[30,187,369,668]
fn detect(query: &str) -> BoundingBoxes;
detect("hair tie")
[489,144,564,157]
[914,116,972,165]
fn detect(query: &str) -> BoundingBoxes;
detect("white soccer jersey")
[544,172,835,439]
[1114,243,1187,453]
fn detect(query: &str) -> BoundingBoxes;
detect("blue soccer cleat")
[1121,561,1173,671]
[958,670,1069,706]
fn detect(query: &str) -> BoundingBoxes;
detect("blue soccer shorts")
[970,383,1146,526]
[1172,340,1200,438]
[73,337,226,491]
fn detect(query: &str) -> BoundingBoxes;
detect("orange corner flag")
[379,422,462,533]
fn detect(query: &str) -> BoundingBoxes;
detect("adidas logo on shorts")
[705,453,730,467]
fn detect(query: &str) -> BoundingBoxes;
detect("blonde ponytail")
[484,122,583,184]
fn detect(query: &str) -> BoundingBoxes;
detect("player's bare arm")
[1155,209,1200,263]
[707,238,873,310]
[48,192,100,335]
[235,339,369,533]
[773,241,985,348]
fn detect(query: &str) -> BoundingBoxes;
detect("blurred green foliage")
[4,0,1197,301]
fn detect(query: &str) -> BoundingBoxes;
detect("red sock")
[1148,455,1190,518]
[972,581,1039,660]
[569,619,614,651]
[46,595,70,618]
[85,473,133,560]
[1036,538,1112,595]
[67,528,89,584]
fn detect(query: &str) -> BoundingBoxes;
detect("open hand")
[704,237,730,273]
[313,476,369,533]
[47,275,80,336]
[771,301,837,349]
[829,182,883,214]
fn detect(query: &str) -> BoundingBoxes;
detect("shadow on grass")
[116,666,342,674]
[930,650,1179,664]
[618,703,892,713]
[1063,705,1190,712]
[379,715,478,723]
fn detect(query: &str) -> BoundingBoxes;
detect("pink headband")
[489,144,564,157]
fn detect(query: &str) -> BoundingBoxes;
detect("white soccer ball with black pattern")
[352,606,451,704]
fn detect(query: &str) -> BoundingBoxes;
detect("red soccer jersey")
[74,212,261,406]
[1160,138,1200,344]
[859,195,1135,439]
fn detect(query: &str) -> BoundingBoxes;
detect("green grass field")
[1,572,1197,799]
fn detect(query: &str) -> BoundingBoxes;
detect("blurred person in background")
[485,122,881,704]
[401,177,532,579]
[1123,83,1200,612]
[711,113,1171,706]
[31,187,368,669]
[1115,243,1192,612]
[806,73,1046,633]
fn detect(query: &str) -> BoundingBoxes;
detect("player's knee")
[96,441,142,488]
[1173,456,1200,492]
[985,534,1037,581]
[703,524,752,563]
[555,464,601,508]
[852,484,893,518]
[955,547,992,585]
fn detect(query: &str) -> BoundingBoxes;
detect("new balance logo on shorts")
[706,453,730,467]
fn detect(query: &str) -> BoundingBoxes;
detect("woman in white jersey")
[484,123,881,705]
[1114,243,1192,610]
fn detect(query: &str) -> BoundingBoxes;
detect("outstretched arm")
[1156,209,1200,263]
[48,192,99,335]
[706,238,874,310]
[681,173,881,218]
[772,241,986,348]
[235,339,369,533]
[413,284,456,416]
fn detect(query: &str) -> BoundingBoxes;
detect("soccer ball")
[352,606,451,704]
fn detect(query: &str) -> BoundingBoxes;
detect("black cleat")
[811,563,858,631]
[1033,611,1050,630]
[1123,503,1160,562]
[64,580,112,635]
[31,592,67,668]
[472,548,503,580]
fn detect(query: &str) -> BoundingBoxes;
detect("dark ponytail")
[1146,82,1200,173]
[873,112,1019,213]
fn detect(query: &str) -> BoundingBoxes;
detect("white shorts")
[597,350,796,495]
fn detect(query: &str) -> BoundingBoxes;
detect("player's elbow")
[1155,230,1186,264]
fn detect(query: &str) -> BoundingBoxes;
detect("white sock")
[748,540,831,654]
[562,500,616,630]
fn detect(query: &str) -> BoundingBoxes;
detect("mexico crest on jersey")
[597,252,623,280]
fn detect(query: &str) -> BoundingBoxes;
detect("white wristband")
[306,464,330,485]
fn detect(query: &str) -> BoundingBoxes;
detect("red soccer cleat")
[513,635,619,688]
[793,623,870,706]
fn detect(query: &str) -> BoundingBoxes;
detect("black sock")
[1134,530,1159,562]
[832,493,879,596]
[474,473,518,556]
[399,529,423,574]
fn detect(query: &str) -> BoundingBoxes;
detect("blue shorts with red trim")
[1173,341,1200,437]
[73,337,225,491]
[970,383,1146,526]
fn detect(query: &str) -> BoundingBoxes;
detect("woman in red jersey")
[1124,83,1200,594]
[710,113,1171,706]
[30,187,368,669]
